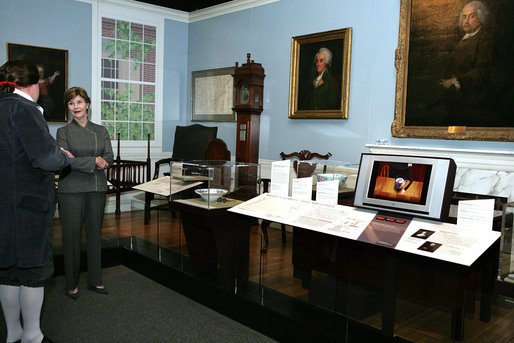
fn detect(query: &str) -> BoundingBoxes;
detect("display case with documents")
[170,160,261,210]
[269,159,359,205]
[499,202,514,296]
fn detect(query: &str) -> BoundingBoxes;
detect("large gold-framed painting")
[288,28,352,119]
[7,43,69,123]
[392,0,514,141]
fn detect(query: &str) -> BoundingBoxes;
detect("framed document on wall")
[191,67,235,122]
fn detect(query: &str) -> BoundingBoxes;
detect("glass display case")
[117,157,511,342]
[167,160,261,293]
[170,160,261,210]
[499,202,514,295]
[128,196,183,265]
[281,159,359,205]
[305,159,359,192]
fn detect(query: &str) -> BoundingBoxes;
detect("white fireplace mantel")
[366,144,514,172]
[366,144,514,201]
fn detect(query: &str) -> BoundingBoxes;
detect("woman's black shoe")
[66,290,79,300]
[87,285,108,294]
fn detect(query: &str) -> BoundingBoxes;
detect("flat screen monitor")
[353,154,456,221]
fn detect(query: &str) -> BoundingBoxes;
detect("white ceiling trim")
[76,0,189,22]
[189,0,280,22]
[76,0,279,23]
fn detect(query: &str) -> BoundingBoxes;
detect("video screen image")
[367,161,432,205]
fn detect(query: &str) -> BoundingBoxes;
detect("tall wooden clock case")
[232,53,265,163]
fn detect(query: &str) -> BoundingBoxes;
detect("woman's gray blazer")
[56,120,114,193]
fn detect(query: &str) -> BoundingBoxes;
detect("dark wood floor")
[51,209,514,343]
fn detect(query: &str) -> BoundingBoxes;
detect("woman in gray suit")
[57,87,113,300]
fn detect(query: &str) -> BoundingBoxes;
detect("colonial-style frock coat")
[308,68,339,110]
[0,93,69,271]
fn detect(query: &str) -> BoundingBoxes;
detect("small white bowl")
[316,173,348,189]
[194,188,228,202]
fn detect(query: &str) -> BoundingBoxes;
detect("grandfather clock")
[232,53,265,163]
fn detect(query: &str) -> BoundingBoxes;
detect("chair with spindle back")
[106,133,152,214]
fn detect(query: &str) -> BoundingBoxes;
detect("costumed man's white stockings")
[0,285,44,343]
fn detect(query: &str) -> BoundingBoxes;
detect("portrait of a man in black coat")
[404,0,514,128]
[438,1,494,125]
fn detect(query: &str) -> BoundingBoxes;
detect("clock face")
[239,83,249,104]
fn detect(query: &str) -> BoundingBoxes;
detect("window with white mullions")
[100,17,156,142]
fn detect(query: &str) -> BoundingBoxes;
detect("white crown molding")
[77,0,279,23]
[76,0,189,22]
[189,0,279,22]
[366,144,514,172]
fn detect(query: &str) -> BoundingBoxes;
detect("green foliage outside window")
[101,102,115,120]
[102,121,115,140]
[117,122,129,140]
[129,122,142,140]
[101,17,157,141]
[143,123,155,140]
[116,103,129,121]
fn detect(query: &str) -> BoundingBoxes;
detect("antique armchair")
[144,124,219,224]
[152,124,218,179]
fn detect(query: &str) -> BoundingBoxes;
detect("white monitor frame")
[353,154,456,221]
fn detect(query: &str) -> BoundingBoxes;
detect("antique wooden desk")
[174,201,252,293]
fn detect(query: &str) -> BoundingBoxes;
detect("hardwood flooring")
[51,210,514,343]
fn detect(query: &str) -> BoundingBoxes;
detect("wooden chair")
[260,150,332,253]
[106,133,151,215]
[379,164,390,177]
[151,124,218,180]
[205,138,231,161]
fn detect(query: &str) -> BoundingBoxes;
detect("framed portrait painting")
[7,43,69,123]
[191,67,235,122]
[392,0,514,141]
[288,28,352,119]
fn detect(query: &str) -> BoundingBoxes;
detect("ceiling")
[135,0,234,12]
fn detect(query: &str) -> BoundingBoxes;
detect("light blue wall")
[1,0,513,161]
[0,0,91,137]
[162,19,189,152]
[188,0,514,163]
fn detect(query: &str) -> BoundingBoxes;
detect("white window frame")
[92,1,164,157]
